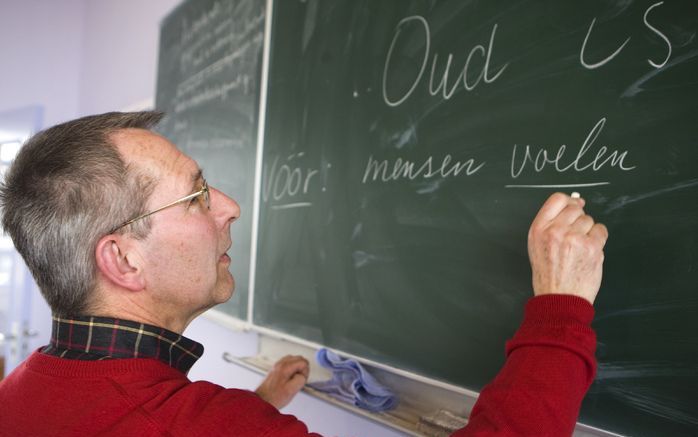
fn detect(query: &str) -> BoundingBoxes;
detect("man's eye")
[191,194,208,208]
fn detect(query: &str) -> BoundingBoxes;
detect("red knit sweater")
[0,295,594,436]
[454,295,596,436]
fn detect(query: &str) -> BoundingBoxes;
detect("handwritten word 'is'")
[581,1,672,69]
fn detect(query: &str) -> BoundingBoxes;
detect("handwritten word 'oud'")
[382,15,508,107]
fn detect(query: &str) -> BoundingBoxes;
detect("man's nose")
[210,186,240,225]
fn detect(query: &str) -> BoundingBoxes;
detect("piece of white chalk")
[571,192,580,198]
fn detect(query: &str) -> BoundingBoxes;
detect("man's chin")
[213,277,235,305]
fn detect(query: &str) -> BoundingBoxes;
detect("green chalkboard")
[155,0,265,320]
[254,1,698,436]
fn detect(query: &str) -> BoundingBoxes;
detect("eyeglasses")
[109,179,210,234]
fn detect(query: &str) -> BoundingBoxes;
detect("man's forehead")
[111,129,200,180]
[111,128,173,156]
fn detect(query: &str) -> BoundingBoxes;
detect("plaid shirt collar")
[41,315,204,374]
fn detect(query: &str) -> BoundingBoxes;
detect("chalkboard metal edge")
[251,324,475,397]
[202,304,621,436]
[221,330,622,437]
[249,327,627,436]
[246,0,275,326]
[224,334,449,436]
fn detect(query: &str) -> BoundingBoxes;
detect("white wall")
[0,0,85,126]
[0,0,86,367]
[79,0,181,114]
[0,0,179,123]
[0,1,408,435]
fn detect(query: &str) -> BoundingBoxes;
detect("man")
[0,112,607,436]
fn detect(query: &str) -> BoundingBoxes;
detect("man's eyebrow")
[191,168,203,189]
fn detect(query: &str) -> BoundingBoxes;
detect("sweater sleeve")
[452,294,597,437]
[150,379,323,437]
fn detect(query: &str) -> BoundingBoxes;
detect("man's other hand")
[528,193,608,304]
[255,355,310,410]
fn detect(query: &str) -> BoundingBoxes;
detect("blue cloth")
[307,348,398,412]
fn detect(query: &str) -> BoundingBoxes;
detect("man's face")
[114,129,240,320]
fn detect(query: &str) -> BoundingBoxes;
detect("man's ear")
[95,235,145,291]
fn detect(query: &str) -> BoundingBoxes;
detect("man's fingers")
[588,222,609,246]
[277,355,310,379]
[288,372,308,392]
[289,358,310,380]
[555,203,587,227]
[570,213,595,235]
[532,193,569,224]
[532,193,585,227]
[255,355,311,410]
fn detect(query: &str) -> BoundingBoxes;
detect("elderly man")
[0,112,607,436]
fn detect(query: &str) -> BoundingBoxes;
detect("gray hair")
[0,111,164,316]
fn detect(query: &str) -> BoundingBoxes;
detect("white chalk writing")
[580,2,671,69]
[362,154,484,183]
[510,117,636,179]
[263,154,324,209]
[382,15,508,107]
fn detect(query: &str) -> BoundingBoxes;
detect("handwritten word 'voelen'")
[510,117,636,179]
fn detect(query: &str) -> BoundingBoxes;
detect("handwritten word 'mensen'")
[510,117,636,179]
[382,16,508,107]
[362,154,484,183]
